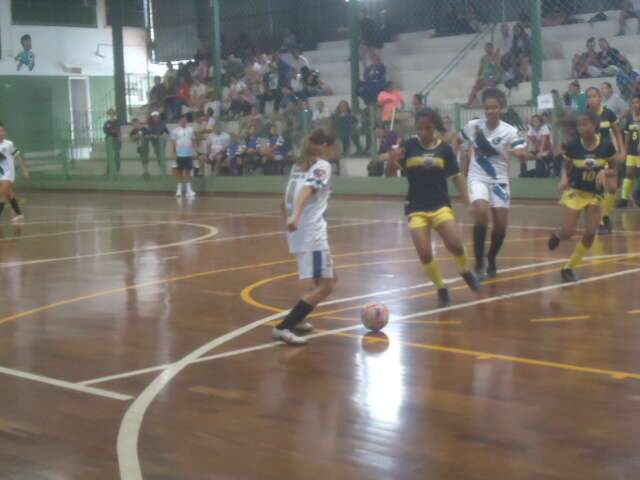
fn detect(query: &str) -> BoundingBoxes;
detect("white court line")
[81,252,636,387]
[0,222,167,242]
[115,253,640,479]
[0,222,219,268]
[0,366,132,401]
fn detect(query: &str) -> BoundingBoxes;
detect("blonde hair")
[297,128,335,170]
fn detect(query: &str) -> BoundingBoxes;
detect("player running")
[0,122,29,224]
[618,94,640,207]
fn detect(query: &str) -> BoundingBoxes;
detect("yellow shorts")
[408,207,455,229]
[626,155,640,168]
[560,189,603,211]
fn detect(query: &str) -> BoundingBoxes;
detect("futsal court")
[1,191,640,480]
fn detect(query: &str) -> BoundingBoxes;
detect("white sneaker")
[272,328,308,345]
[186,190,196,198]
[294,321,313,333]
[175,188,183,198]
[11,215,24,224]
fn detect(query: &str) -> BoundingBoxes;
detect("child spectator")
[525,114,553,177]
[332,101,363,156]
[312,100,330,126]
[563,80,587,113]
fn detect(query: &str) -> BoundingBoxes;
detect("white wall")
[0,0,148,76]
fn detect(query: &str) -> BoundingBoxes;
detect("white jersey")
[0,139,18,182]
[460,119,526,183]
[285,159,332,254]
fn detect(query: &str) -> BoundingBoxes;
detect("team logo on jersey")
[313,168,327,179]
[492,137,502,145]
[422,155,436,168]
[585,156,596,170]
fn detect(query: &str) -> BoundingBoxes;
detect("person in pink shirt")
[377,82,404,126]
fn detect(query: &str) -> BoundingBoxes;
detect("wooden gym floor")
[1,192,640,480]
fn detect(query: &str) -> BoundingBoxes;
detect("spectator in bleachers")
[146,111,169,174]
[282,29,297,52]
[193,112,211,176]
[226,133,246,176]
[618,0,640,36]
[368,122,400,177]
[499,23,512,53]
[601,81,629,118]
[442,115,459,153]
[301,67,332,97]
[287,47,311,73]
[464,3,484,33]
[129,118,150,177]
[563,80,587,113]
[597,38,631,77]
[360,10,384,67]
[410,94,424,115]
[259,61,283,114]
[510,23,531,82]
[312,100,330,126]
[332,100,363,156]
[524,114,553,177]
[260,124,288,175]
[190,78,207,114]
[163,62,177,88]
[103,108,122,176]
[227,75,252,118]
[243,125,261,174]
[207,123,231,176]
[148,76,167,118]
[204,91,221,119]
[377,82,404,127]
[359,52,386,105]
[571,37,600,78]
[467,42,502,106]
[543,5,572,27]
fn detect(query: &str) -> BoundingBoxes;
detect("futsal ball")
[361,303,389,332]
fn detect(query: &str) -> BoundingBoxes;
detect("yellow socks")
[603,192,615,217]
[423,261,446,289]
[622,178,633,201]
[453,252,470,273]
[565,241,588,270]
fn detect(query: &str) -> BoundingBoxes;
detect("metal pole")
[530,0,543,103]
[111,0,127,124]
[348,0,361,114]
[211,0,223,101]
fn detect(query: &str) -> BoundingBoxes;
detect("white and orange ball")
[361,303,389,332]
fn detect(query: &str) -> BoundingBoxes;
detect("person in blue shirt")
[15,34,35,72]
[260,124,288,174]
[226,134,246,176]
[243,125,261,174]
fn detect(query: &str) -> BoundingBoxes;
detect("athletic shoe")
[560,268,578,283]
[294,321,313,333]
[461,271,481,292]
[548,233,561,251]
[617,199,628,208]
[175,189,182,198]
[272,328,308,345]
[486,259,497,279]
[474,264,486,281]
[11,215,24,224]
[186,191,196,198]
[437,288,451,308]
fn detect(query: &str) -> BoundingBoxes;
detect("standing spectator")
[510,23,531,82]
[359,52,386,105]
[148,76,167,117]
[618,0,640,36]
[368,122,400,177]
[146,111,169,174]
[571,37,599,79]
[442,115,459,153]
[563,80,587,114]
[499,23,512,53]
[601,82,629,118]
[282,29,297,51]
[332,101,363,156]
[467,43,502,106]
[103,108,121,176]
[259,61,283,114]
[597,38,631,77]
[260,124,287,174]
[360,11,384,68]
[301,67,333,97]
[377,82,404,127]
[163,62,177,88]
[525,114,553,177]
[129,118,151,177]
[193,113,211,176]
[207,123,231,176]
[170,115,196,198]
[312,100,330,126]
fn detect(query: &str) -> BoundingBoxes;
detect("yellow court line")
[530,315,592,323]
[628,309,640,315]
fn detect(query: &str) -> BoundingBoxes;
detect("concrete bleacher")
[304,9,640,113]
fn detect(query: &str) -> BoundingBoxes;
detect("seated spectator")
[259,124,288,175]
[618,0,640,36]
[571,37,599,79]
[597,38,631,77]
[259,61,283,114]
[467,42,502,106]
[204,91,222,119]
[410,94,424,114]
[226,133,246,176]
[499,23,512,53]
[193,113,211,176]
[543,6,571,27]
[190,78,207,113]
[243,125,261,174]
[227,75,252,117]
[312,100,330,125]
[464,3,484,33]
[510,24,531,82]
[332,100,363,156]
[524,114,553,177]
[148,76,167,117]
[377,82,404,127]
[301,67,332,97]
[359,52,386,105]
[563,80,587,113]
[287,47,311,73]
[601,81,629,118]
[207,123,231,176]
[370,123,400,177]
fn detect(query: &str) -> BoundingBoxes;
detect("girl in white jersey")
[460,88,530,278]
[0,123,29,223]
[273,129,336,345]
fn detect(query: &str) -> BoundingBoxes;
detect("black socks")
[276,300,314,331]
[488,231,506,266]
[9,198,21,215]
[473,225,487,268]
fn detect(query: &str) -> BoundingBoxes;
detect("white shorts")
[468,177,511,209]
[0,163,15,182]
[295,250,334,280]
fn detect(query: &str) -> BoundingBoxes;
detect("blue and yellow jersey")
[595,106,618,143]
[400,136,459,214]
[624,113,640,157]
[564,136,615,194]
